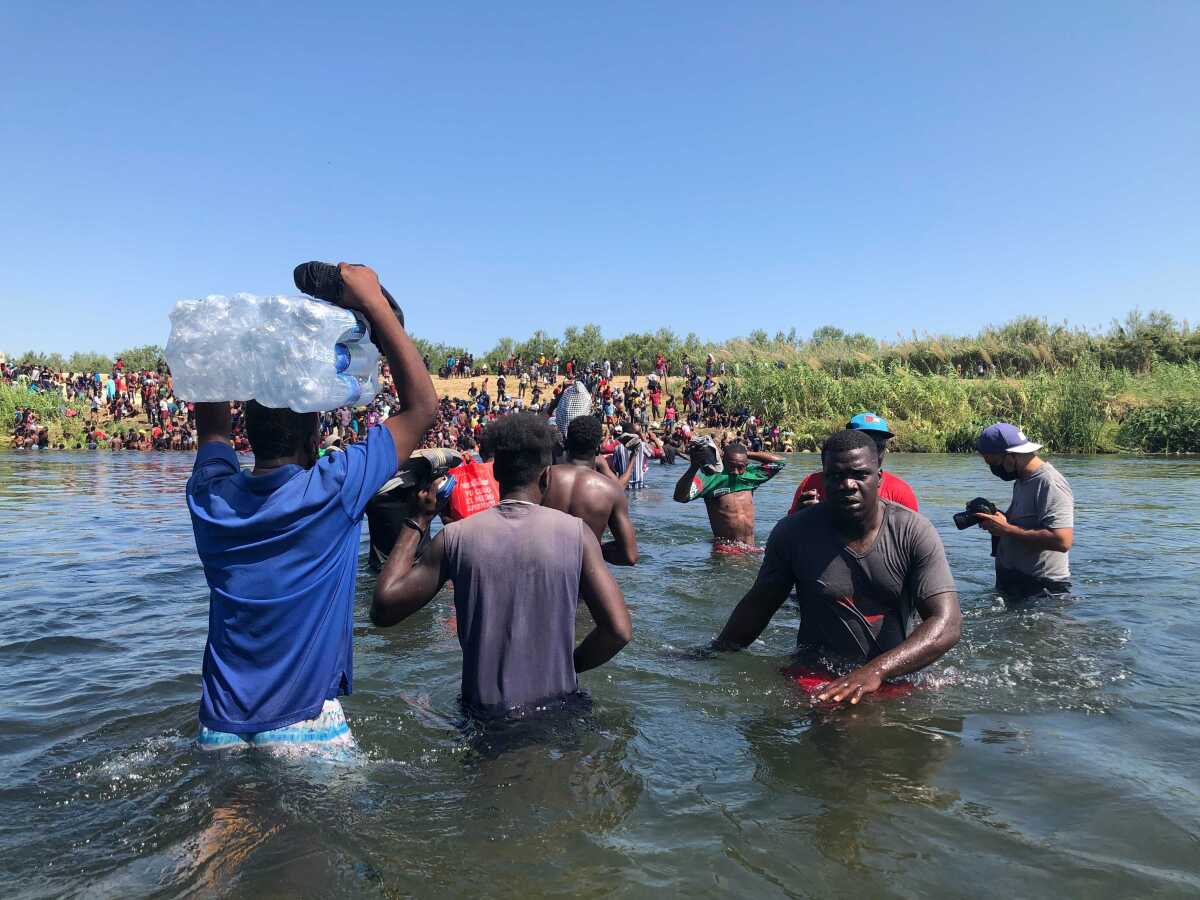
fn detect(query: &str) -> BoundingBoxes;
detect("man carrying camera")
[972,422,1074,600]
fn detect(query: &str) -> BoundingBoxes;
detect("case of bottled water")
[165,293,381,412]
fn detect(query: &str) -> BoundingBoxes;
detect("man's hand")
[794,489,819,510]
[337,263,389,313]
[813,665,884,705]
[407,478,443,522]
[975,509,1011,536]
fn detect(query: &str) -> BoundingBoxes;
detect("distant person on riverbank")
[972,423,1074,600]
[372,413,631,717]
[789,413,918,513]
[542,415,638,566]
[672,440,784,551]
[185,264,436,751]
[712,429,961,704]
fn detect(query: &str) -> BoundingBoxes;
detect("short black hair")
[481,413,556,490]
[244,400,318,461]
[821,428,880,464]
[566,415,602,457]
[725,442,748,457]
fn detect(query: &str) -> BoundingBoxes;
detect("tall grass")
[0,383,90,447]
[725,358,1195,453]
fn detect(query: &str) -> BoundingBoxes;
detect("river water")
[1,451,1197,898]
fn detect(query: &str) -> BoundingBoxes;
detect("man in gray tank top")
[371,414,632,716]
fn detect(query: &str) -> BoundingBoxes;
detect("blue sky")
[2,2,1197,355]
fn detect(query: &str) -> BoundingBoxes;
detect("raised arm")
[371,486,447,626]
[747,451,783,464]
[602,488,639,566]
[814,591,961,704]
[195,402,231,448]
[339,264,437,467]
[575,530,632,673]
[673,460,701,502]
[616,455,635,489]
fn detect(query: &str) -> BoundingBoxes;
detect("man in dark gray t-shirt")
[756,500,957,659]
[713,430,961,705]
[371,414,632,716]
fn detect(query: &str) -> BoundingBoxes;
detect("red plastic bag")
[445,458,500,522]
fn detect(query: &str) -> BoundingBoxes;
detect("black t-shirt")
[756,501,957,660]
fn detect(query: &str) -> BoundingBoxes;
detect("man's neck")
[1018,455,1044,479]
[500,484,541,503]
[831,501,884,542]
[251,453,308,476]
[567,454,596,468]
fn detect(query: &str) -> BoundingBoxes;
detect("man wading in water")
[672,440,784,551]
[541,415,639,566]
[371,414,632,717]
[712,430,961,703]
[186,264,437,750]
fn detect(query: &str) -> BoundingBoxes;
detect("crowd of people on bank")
[4,345,785,458]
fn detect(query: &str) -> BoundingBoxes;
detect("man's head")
[821,429,882,524]
[244,400,320,467]
[566,414,602,459]
[975,422,1042,481]
[723,442,749,475]
[846,412,894,462]
[481,413,556,496]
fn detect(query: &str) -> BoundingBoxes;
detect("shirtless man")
[542,416,638,565]
[673,441,784,549]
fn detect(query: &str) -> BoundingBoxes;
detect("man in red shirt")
[789,413,918,514]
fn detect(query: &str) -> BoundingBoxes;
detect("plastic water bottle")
[165,293,381,412]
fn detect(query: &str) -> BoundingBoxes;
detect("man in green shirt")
[673,441,784,548]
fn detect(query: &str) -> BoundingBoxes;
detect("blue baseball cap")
[846,412,894,438]
[976,422,1042,454]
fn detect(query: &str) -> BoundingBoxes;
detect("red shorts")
[781,663,915,700]
[712,539,764,555]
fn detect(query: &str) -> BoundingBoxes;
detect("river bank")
[5,365,1199,454]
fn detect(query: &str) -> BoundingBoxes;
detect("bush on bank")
[726,360,1200,454]
[1,383,90,447]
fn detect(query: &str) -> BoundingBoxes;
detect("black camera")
[380,448,462,496]
[953,497,997,530]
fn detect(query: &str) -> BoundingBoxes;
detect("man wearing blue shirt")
[187,263,437,751]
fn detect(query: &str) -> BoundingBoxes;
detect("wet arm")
[602,490,639,566]
[371,526,447,627]
[576,533,632,672]
[814,591,961,704]
[617,457,635,489]
[711,580,793,650]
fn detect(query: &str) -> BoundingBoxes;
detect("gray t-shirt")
[757,501,957,660]
[997,460,1073,581]
[440,502,588,713]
